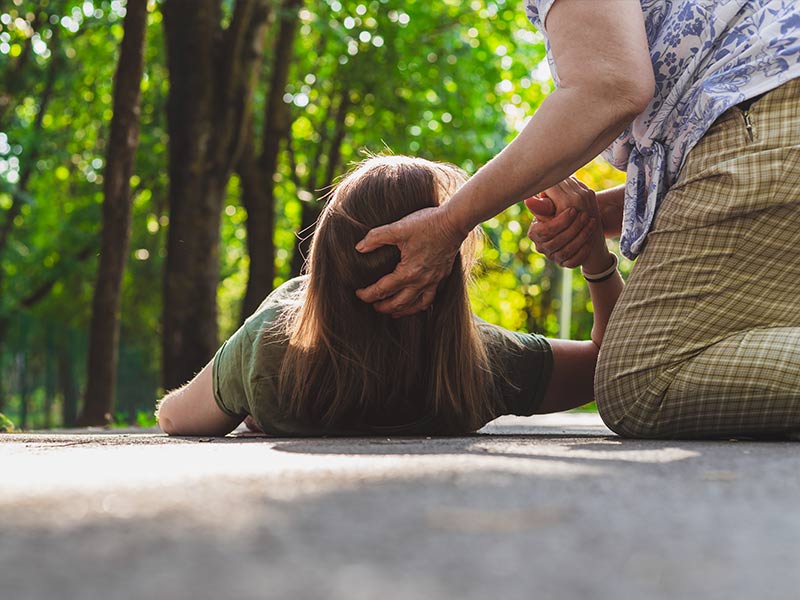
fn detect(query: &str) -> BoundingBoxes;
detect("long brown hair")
[276,155,498,434]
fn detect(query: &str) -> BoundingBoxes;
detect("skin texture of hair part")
[277,155,499,434]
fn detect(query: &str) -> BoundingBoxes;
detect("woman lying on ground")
[156,156,622,437]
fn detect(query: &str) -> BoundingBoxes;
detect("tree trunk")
[162,177,227,390]
[161,0,269,390]
[44,328,55,429]
[58,338,79,428]
[18,352,29,431]
[238,0,303,321]
[78,0,148,426]
[239,149,274,320]
[0,318,7,413]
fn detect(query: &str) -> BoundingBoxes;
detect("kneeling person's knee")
[594,351,667,439]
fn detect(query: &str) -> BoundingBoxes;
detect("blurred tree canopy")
[0,0,625,429]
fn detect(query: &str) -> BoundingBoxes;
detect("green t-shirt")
[213,276,553,436]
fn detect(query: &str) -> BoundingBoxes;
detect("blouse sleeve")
[525,0,558,32]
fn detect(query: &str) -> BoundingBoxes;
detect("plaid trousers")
[595,78,800,439]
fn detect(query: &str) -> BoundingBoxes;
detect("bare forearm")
[588,270,624,347]
[538,269,623,414]
[443,86,640,234]
[156,360,242,436]
[596,184,625,238]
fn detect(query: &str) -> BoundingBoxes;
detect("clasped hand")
[526,177,611,274]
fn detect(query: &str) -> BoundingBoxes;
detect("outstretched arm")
[529,179,624,414]
[156,360,243,436]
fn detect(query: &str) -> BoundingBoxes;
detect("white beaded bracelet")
[581,253,619,283]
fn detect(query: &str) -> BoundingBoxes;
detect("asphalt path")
[2,413,798,600]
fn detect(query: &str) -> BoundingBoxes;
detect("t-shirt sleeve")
[212,322,256,418]
[212,276,306,423]
[479,320,554,417]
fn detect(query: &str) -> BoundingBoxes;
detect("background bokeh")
[0,0,627,429]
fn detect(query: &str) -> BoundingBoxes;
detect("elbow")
[612,70,655,120]
[156,396,179,435]
[577,70,655,123]
[622,83,654,119]
[158,415,177,435]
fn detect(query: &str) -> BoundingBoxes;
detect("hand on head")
[354,204,467,317]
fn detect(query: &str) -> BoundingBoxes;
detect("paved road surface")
[2,414,798,600]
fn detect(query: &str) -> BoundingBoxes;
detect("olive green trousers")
[596,78,800,439]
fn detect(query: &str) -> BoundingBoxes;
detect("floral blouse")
[524,0,800,258]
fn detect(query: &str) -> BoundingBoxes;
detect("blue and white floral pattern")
[524,0,800,258]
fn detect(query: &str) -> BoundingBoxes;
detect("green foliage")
[0,412,14,432]
[1,0,625,427]
[135,409,157,428]
[110,409,157,429]
[1,1,166,426]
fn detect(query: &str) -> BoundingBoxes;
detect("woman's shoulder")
[474,316,549,353]
[254,275,308,313]
[242,276,308,338]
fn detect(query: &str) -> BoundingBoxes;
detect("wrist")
[581,236,614,274]
[581,248,618,277]
[596,185,625,238]
[582,252,618,282]
[441,192,477,240]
